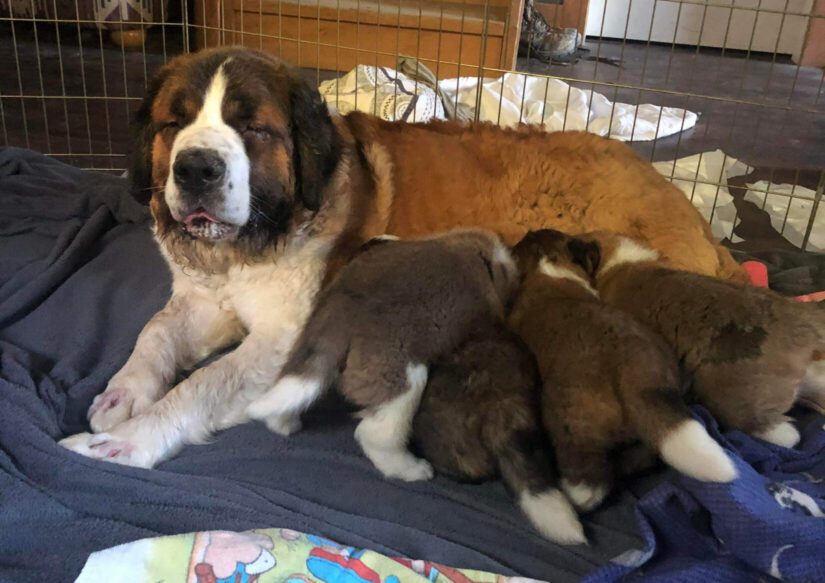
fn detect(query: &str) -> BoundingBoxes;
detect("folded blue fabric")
[586,408,825,583]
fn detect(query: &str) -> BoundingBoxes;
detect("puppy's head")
[511,229,601,285]
[130,48,341,251]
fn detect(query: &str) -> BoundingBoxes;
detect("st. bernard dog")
[60,47,747,468]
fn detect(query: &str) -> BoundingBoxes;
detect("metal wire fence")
[0,0,823,250]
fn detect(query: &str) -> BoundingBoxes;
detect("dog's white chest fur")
[170,237,332,337]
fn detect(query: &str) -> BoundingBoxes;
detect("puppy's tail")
[246,305,350,422]
[630,389,738,483]
[492,430,586,545]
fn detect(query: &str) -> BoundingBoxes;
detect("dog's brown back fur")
[343,113,746,283]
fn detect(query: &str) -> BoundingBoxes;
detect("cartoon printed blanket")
[75,528,540,583]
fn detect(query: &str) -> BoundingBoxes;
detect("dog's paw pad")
[60,432,149,467]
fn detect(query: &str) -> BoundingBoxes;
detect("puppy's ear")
[289,76,341,212]
[129,68,168,205]
[567,238,601,277]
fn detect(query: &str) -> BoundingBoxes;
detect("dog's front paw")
[88,384,156,433]
[60,422,167,469]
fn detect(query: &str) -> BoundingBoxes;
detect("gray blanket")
[1,148,662,583]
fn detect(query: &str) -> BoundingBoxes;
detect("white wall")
[586,0,812,60]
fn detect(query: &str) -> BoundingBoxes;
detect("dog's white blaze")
[518,489,587,545]
[538,258,599,297]
[600,236,659,275]
[165,60,251,226]
[658,419,738,482]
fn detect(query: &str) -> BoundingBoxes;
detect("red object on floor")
[740,259,824,302]
[742,261,769,288]
[794,291,825,303]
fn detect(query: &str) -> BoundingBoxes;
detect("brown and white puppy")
[509,230,738,511]
[575,231,825,448]
[59,46,746,468]
[246,230,518,482]
[413,325,586,545]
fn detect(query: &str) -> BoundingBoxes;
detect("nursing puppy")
[575,231,825,448]
[509,230,738,511]
[247,230,518,481]
[413,325,585,545]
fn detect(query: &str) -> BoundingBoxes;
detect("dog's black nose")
[173,148,226,189]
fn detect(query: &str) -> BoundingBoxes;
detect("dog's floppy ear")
[129,68,169,205]
[289,76,341,212]
[567,238,601,277]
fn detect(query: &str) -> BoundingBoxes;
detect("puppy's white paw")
[375,454,434,482]
[519,489,587,545]
[88,386,154,433]
[561,479,609,512]
[263,413,303,436]
[756,421,800,448]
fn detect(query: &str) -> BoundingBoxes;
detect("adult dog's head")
[131,48,341,267]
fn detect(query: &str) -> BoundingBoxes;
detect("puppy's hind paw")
[561,479,609,512]
[263,414,303,436]
[374,455,434,482]
[755,421,800,448]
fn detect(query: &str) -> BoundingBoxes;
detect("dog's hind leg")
[354,363,434,482]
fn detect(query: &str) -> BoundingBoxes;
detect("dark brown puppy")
[509,230,738,511]
[576,231,825,448]
[247,229,518,482]
[413,325,585,544]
